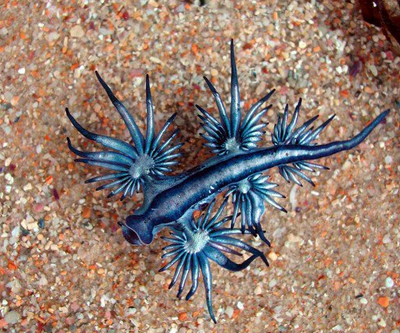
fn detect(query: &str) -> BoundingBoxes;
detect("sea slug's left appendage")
[160,199,268,323]
[66,72,182,201]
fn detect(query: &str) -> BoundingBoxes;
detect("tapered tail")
[338,109,389,150]
[299,109,390,160]
[248,109,390,176]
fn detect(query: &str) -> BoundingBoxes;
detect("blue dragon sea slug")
[66,40,389,323]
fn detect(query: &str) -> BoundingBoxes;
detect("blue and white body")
[66,40,389,323]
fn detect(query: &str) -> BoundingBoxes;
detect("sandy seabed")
[0,1,399,332]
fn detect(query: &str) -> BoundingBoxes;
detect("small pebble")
[5,173,14,184]
[178,312,187,321]
[382,234,391,244]
[150,56,162,64]
[377,318,386,328]
[70,25,85,38]
[268,252,278,261]
[385,155,393,164]
[254,286,262,295]
[23,183,32,191]
[369,64,378,76]
[332,324,343,331]
[38,276,48,286]
[225,306,234,318]
[70,302,80,312]
[299,41,307,49]
[385,277,394,288]
[336,66,343,74]
[11,226,20,238]
[377,296,389,308]
[4,311,20,325]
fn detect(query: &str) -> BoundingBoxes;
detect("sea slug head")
[119,214,155,245]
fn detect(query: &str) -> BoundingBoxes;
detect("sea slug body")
[66,40,389,323]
